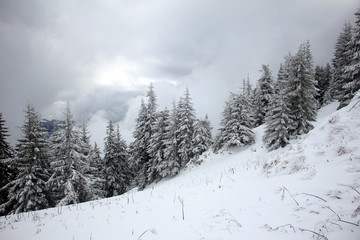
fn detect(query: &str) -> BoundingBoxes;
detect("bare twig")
[339,219,360,226]
[137,230,150,240]
[339,184,360,195]
[352,204,360,218]
[138,228,156,239]
[265,224,296,233]
[173,191,176,203]
[299,228,328,240]
[302,193,327,202]
[348,99,360,112]
[178,197,185,220]
[274,224,296,233]
[283,187,300,206]
[225,218,242,228]
[149,186,154,199]
[326,220,343,230]
[325,206,341,220]
[325,206,359,226]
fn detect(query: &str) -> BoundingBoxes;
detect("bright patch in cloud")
[94,58,152,90]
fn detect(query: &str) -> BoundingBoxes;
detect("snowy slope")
[1,97,360,240]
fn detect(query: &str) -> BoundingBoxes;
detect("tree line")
[0,8,359,216]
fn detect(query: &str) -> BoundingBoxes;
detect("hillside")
[0,95,360,240]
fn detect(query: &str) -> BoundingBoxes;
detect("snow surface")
[1,99,360,240]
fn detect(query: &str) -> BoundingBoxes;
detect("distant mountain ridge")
[40,119,65,137]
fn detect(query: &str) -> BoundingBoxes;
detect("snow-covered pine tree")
[0,113,15,213]
[146,82,157,124]
[213,98,232,152]
[263,64,294,151]
[341,9,360,108]
[213,92,255,152]
[147,109,170,183]
[192,115,213,161]
[329,23,353,103]
[273,64,284,95]
[176,88,197,167]
[103,121,131,197]
[0,113,13,160]
[285,41,318,136]
[253,65,274,127]
[242,76,256,127]
[80,124,91,158]
[315,64,332,107]
[79,124,106,200]
[103,120,116,196]
[0,104,51,214]
[114,124,132,189]
[242,75,254,103]
[127,142,136,180]
[88,142,106,199]
[130,99,149,190]
[140,83,160,186]
[48,103,92,205]
[130,83,158,190]
[162,102,181,178]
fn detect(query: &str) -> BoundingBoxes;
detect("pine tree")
[242,76,256,127]
[79,125,106,200]
[146,83,157,121]
[88,142,105,199]
[147,109,170,182]
[242,75,255,105]
[341,9,360,108]
[0,104,51,214]
[162,102,181,178]
[48,103,92,205]
[103,121,131,197]
[0,113,13,160]
[263,86,294,151]
[315,64,332,107]
[273,64,284,95]
[103,121,116,196]
[130,99,147,169]
[114,124,132,189]
[214,92,255,152]
[285,41,318,136]
[329,23,353,102]
[213,98,232,152]
[80,124,91,158]
[0,113,15,213]
[130,83,158,189]
[192,115,213,161]
[253,65,274,126]
[176,88,197,167]
[130,99,149,189]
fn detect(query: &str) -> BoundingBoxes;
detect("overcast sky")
[0,0,359,149]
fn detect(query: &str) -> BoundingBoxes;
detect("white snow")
[1,98,360,240]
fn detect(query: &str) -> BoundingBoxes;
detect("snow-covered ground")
[1,97,360,240]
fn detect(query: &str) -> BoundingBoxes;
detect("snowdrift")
[1,95,360,240]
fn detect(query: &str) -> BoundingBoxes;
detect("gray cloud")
[72,87,141,124]
[0,0,359,145]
